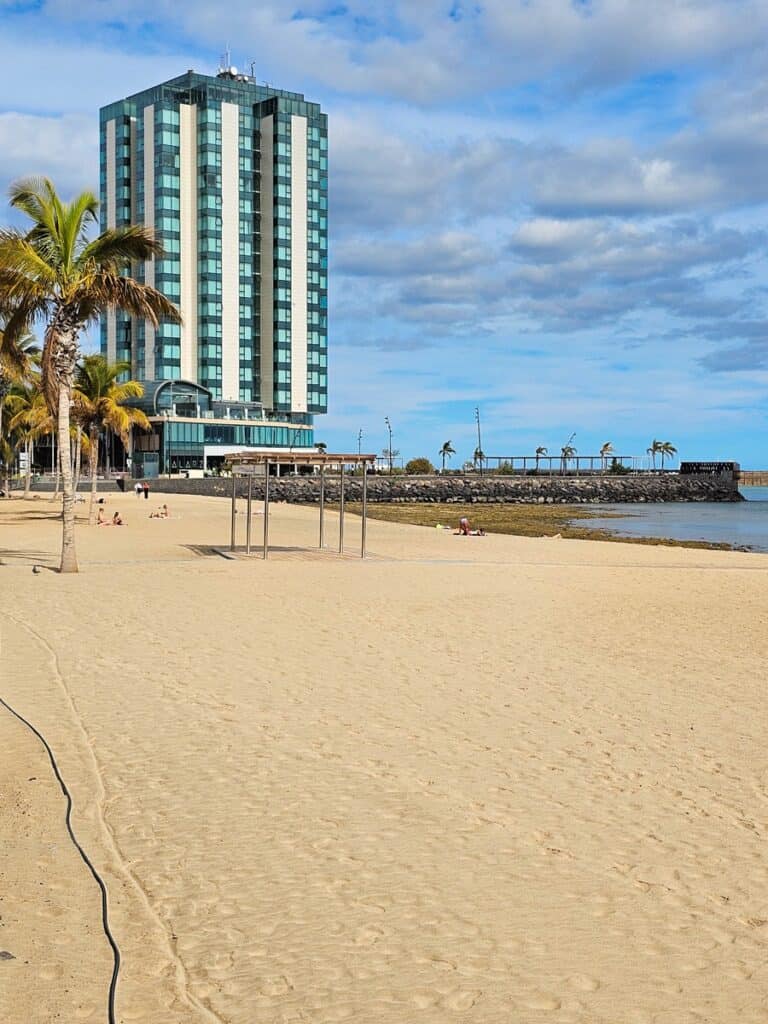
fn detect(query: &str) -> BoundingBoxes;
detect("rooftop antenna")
[249,60,257,79]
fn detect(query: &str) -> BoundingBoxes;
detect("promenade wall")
[139,473,743,504]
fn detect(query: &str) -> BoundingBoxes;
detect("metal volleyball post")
[245,473,253,554]
[361,460,368,558]
[339,461,345,554]
[263,460,270,559]
[319,463,325,548]
[230,472,237,551]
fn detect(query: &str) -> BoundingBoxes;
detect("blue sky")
[1,0,768,466]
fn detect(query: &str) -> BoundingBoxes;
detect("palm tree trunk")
[88,426,99,526]
[52,430,60,500]
[24,440,32,496]
[73,427,82,492]
[58,381,78,573]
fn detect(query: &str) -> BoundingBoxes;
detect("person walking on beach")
[142,481,150,501]
[135,481,143,499]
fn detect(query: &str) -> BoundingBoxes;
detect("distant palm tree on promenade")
[659,440,677,470]
[74,355,150,525]
[600,441,614,472]
[439,440,455,473]
[647,439,662,470]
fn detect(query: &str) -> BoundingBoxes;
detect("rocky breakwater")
[151,472,743,504]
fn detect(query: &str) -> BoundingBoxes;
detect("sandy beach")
[2,490,768,1023]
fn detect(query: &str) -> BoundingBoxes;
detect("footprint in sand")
[524,993,562,1010]
[567,974,601,992]
[412,990,441,1009]
[258,975,294,997]
[73,1003,98,1020]
[442,989,482,1012]
[354,924,386,946]
[415,955,457,972]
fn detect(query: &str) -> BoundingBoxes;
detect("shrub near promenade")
[405,457,435,474]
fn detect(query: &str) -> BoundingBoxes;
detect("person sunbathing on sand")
[456,516,471,535]
[453,517,485,536]
[149,503,169,519]
[112,512,123,526]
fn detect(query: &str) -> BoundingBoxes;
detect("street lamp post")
[384,417,393,475]
[357,428,363,457]
[474,406,483,475]
[163,410,171,478]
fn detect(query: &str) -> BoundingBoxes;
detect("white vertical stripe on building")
[259,114,274,410]
[143,104,156,381]
[179,103,198,382]
[129,116,138,378]
[105,118,117,364]
[221,102,240,401]
[290,115,308,413]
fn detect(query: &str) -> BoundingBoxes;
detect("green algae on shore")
[341,502,735,551]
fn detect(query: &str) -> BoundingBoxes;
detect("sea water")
[573,487,768,552]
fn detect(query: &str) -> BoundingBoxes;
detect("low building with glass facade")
[99,66,328,474]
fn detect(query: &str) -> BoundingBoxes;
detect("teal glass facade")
[99,70,328,422]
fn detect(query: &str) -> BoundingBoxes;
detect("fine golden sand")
[1,491,768,1023]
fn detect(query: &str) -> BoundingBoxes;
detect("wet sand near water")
[1,492,768,1023]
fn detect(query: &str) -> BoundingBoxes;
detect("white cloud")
[0,112,96,196]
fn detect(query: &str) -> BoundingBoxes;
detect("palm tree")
[0,177,180,571]
[439,440,455,473]
[560,443,576,474]
[315,441,327,453]
[647,439,662,470]
[381,446,400,472]
[5,373,51,496]
[599,441,614,473]
[74,355,150,525]
[0,330,39,496]
[535,445,547,472]
[0,430,19,498]
[659,440,677,470]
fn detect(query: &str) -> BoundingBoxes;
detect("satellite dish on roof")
[230,66,238,76]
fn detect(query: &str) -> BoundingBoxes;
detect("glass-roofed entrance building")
[99,63,328,475]
[125,381,313,477]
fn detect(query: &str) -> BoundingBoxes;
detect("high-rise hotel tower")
[99,67,327,473]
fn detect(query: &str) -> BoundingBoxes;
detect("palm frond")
[79,225,165,269]
[8,177,58,235]
[62,190,99,273]
[82,272,181,327]
[0,231,60,292]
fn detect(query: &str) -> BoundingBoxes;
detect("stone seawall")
[141,473,743,504]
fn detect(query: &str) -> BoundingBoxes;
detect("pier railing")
[479,455,670,475]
